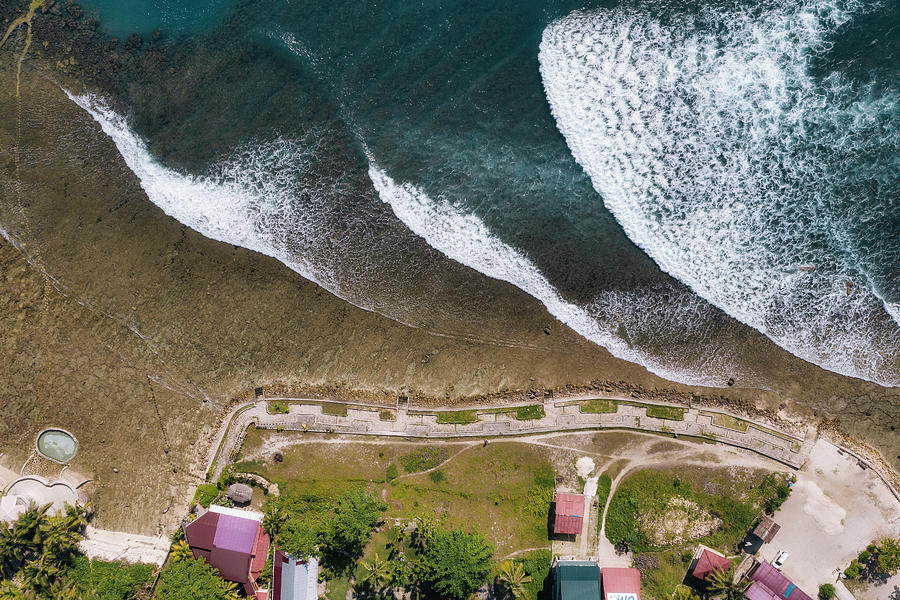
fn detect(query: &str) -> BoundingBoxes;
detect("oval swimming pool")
[36,429,78,463]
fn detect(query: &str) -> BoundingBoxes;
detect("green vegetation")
[845,538,900,581]
[400,446,449,473]
[268,400,289,414]
[764,482,792,514]
[580,399,617,413]
[621,401,686,421]
[877,538,900,575]
[429,469,445,483]
[386,463,399,481]
[156,558,239,600]
[321,402,348,416]
[517,550,551,600]
[436,410,478,424]
[515,405,546,420]
[420,525,494,600]
[709,412,749,432]
[605,468,785,552]
[0,503,89,597]
[844,560,861,579]
[596,474,612,513]
[379,410,396,421]
[66,555,153,600]
[705,566,748,600]
[263,488,386,574]
[496,560,532,600]
[637,551,701,600]
[818,583,836,599]
[193,483,220,508]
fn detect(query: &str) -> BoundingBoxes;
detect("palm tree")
[496,560,532,600]
[705,566,749,600]
[169,540,194,563]
[216,577,240,600]
[360,552,394,597]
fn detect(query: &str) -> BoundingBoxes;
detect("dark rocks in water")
[543,325,552,335]
[727,377,735,386]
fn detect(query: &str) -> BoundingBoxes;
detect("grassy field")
[708,412,749,432]
[621,401,686,421]
[436,410,478,424]
[606,466,782,553]
[580,399,617,413]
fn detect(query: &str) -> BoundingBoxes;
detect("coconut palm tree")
[705,566,749,600]
[216,577,240,600]
[360,552,394,597]
[496,560,532,600]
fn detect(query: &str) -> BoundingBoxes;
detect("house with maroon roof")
[689,547,732,583]
[183,504,270,597]
[554,493,585,537]
[745,561,813,600]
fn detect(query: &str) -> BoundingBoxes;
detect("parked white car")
[773,550,789,570]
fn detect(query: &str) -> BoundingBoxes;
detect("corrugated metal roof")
[185,512,219,551]
[554,561,602,600]
[601,567,641,600]
[556,494,586,517]
[692,549,732,580]
[746,581,778,600]
[250,529,270,579]
[555,514,584,535]
[273,549,318,600]
[214,514,260,554]
[753,517,781,543]
[212,546,252,582]
[750,562,813,600]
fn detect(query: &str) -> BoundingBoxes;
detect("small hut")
[227,483,253,504]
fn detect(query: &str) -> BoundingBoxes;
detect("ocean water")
[64,0,900,387]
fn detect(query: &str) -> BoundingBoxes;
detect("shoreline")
[0,3,898,537]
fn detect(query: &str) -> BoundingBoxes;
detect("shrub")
[429,470,445,483]
[268,401,289,414]
[524,486,553,517]
[420,526,494,600]
[156,558,234,600]
[876,538,900,575]
[400,446,448,473]
[386,463,398,481]
[818,583,835,599]
[843,561,861,579]
[533,463,555,489]
[66,555,153,600]
[193,484,219,508]
[858,549,870,562]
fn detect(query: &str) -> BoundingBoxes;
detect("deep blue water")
[70,0,900,387]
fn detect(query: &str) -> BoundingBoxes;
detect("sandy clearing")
[79,525,169,566]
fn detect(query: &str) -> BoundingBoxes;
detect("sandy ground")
[761,440,900,596]
[79,525,169,566]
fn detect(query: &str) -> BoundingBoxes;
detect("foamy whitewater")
[65,91,353,299]
[539,0,900,385]
[368,159,750,386]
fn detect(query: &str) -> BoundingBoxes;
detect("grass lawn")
[321,402,348,416]
[580,399,618,413]
[324,575,352,600]
[436,409,478,424]
[596,474,612,511]
[621,401,685,421]
[387,442,554,556]
[709,412,749,432]
[515,404,546,420]
[605,465,782,553]
[193,483,219,508]
[635,549,695,600]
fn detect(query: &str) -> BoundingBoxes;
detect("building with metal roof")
[752,517,781,544]
[554,493,585,536]
[272,549,318,600]
[600,567,640,600]
[183,504,270,596]
[690,548,732,581]
[553,561,602,600]
[747,561,813,600]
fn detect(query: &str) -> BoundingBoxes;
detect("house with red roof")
[600,567,641,600]
[689,547,732,582]
[554,493,585,536]
[746,561,813,600]
[183,504,270,597]
[551,560,640,600]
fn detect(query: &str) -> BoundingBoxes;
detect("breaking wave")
[368,159,762,387]
[65,91,353,298]
[539,0,900,385]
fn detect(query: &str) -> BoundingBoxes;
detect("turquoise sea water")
[68,0,900,387]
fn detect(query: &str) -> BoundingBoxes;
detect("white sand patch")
[795,479,846,535]
[583,476,599,497]
[576,456,595,478]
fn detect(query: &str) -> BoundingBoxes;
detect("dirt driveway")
[761,441,900,596]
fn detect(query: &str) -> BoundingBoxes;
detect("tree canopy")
[419,526,494,600]
[155,559,238,600]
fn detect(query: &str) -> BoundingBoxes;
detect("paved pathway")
[209,394,815,481]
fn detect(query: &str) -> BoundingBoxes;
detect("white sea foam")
[65,91,348,297]
[368,158,754,386]
[539,0,900,385]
